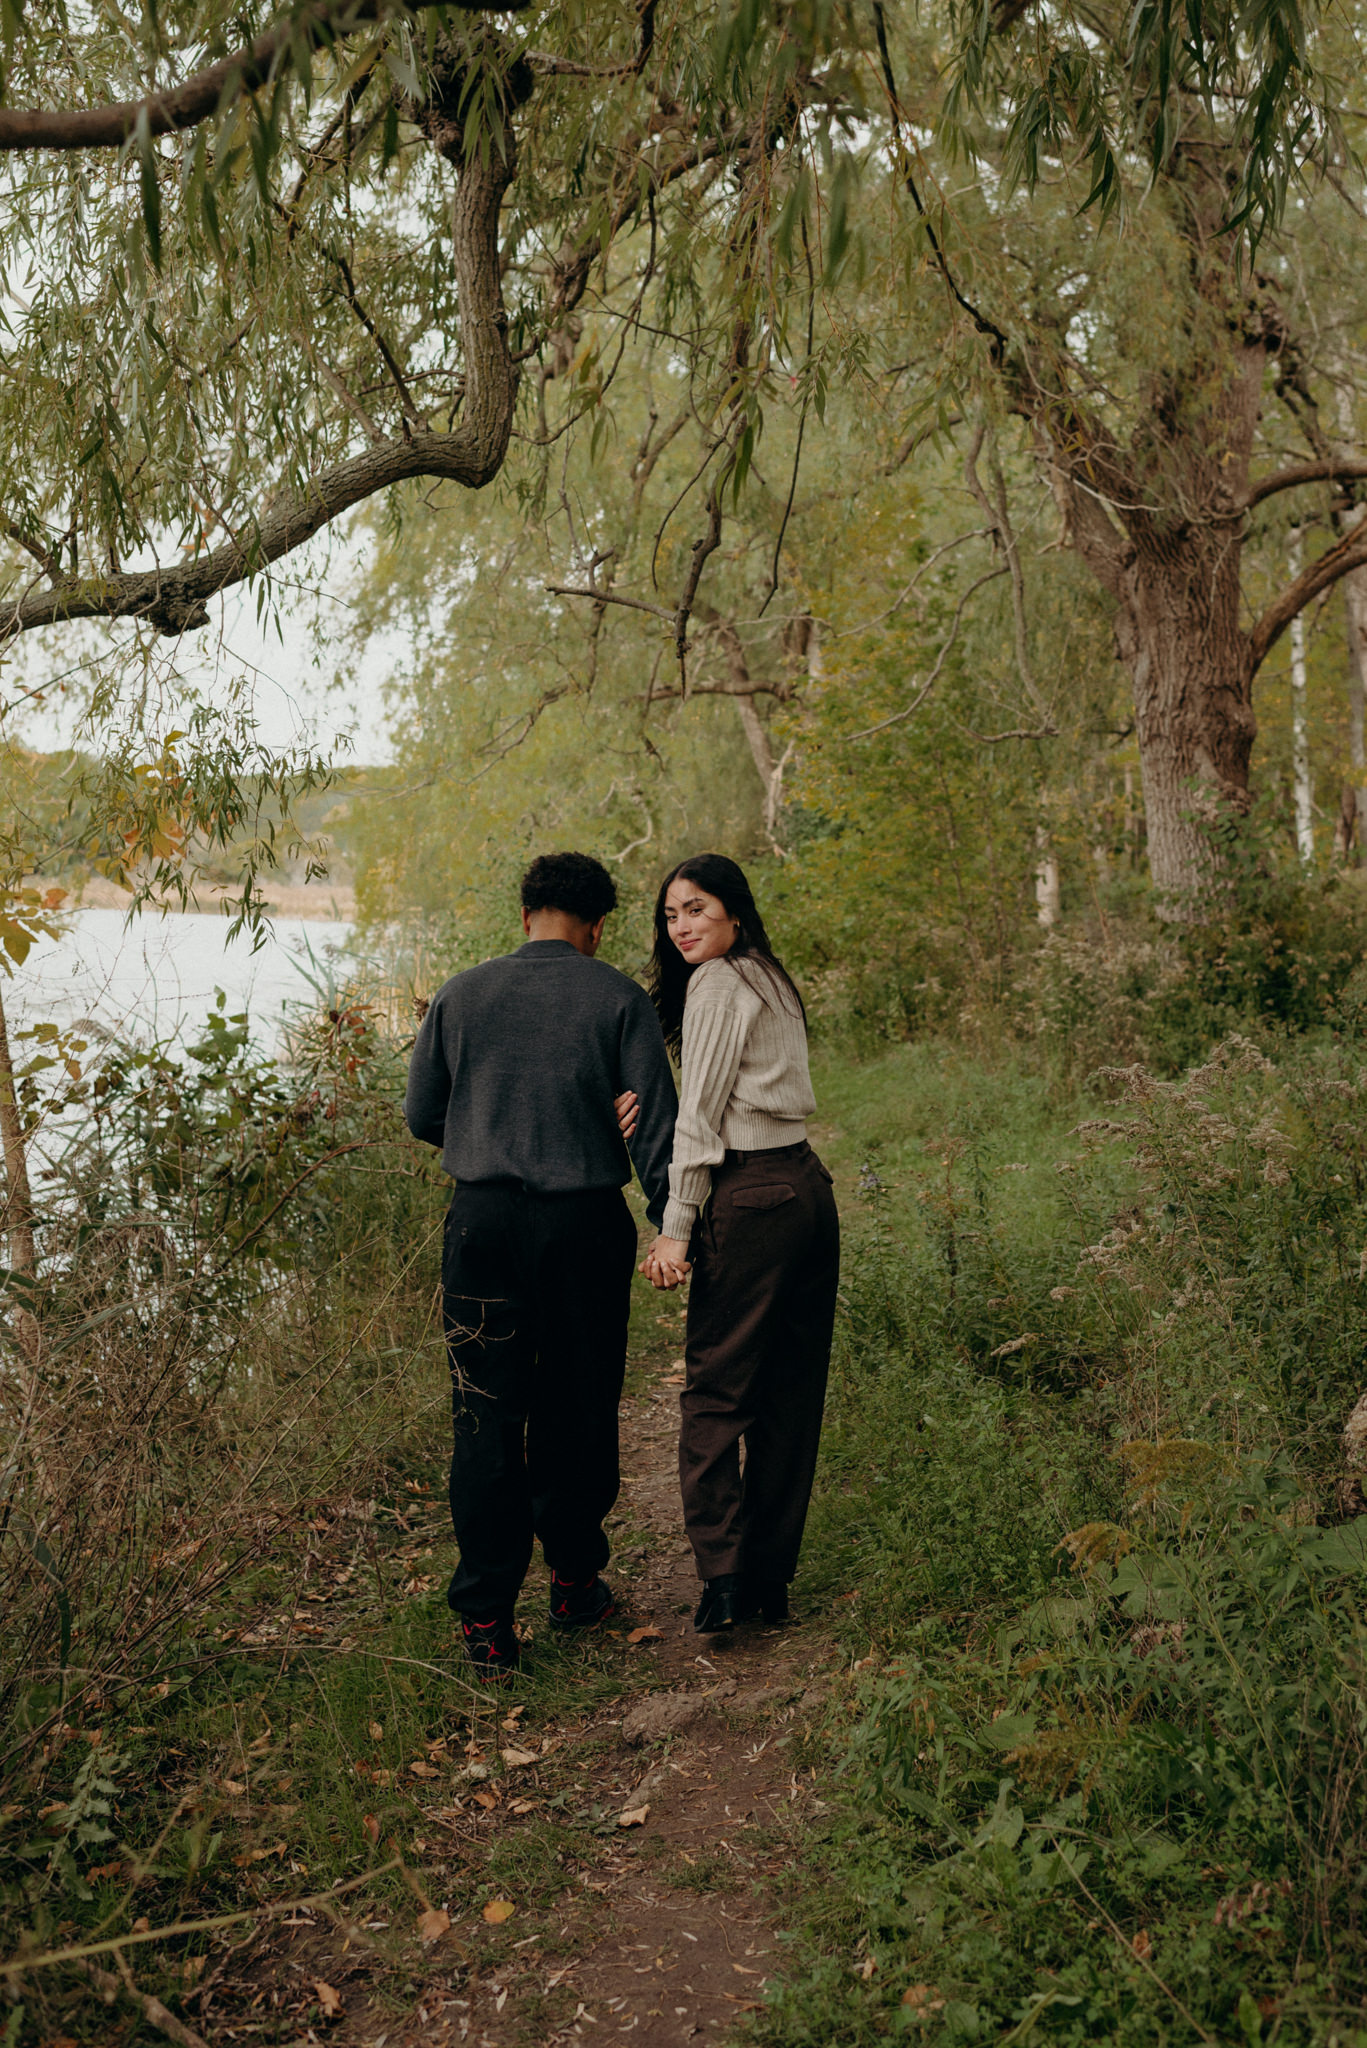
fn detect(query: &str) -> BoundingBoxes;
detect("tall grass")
[0,995,448,1776]
[759,1033,1367,2045]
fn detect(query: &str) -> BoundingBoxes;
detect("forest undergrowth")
[754,1033,1367,2047]
[5,964,1367,2044]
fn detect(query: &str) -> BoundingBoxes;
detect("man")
[404,851,677,1685]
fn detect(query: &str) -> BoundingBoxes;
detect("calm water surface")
[10,908,355,1052]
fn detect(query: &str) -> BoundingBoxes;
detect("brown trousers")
[680,1141,840,1582]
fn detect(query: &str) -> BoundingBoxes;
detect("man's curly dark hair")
[520,850,618,924]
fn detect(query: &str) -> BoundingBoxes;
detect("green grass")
[750,1034,1367,2047]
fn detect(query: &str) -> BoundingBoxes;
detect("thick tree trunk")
[1110,534,1255,914]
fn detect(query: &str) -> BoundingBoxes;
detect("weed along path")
[169,1334,837,2048]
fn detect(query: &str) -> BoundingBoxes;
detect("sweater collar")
[514,939,585,959]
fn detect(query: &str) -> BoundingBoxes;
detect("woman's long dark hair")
[647,854,805,1057]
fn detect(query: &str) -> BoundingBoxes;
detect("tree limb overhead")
[0,0,525,153]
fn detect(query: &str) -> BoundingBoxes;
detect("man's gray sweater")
[403,939,677,1227]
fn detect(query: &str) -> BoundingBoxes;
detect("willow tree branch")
[870,1,1009,364]
[546,584,673,621]
[2,91,521,639]
[1242,457,1367,511]
[527,0,656,78]
[845,565,1008,740]
[1248,519,1367,675]
[0,518,62,583]
[0,0,524,152]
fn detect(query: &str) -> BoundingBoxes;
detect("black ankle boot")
[694,1574,744,1632]
[737,1578,790,1625]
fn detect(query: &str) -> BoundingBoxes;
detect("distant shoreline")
[70,876,357,922]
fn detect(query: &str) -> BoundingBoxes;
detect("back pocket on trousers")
[730,1184,796,1210]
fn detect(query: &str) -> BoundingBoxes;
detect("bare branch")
[1242,457,1367,512]
[527,0,656,79]
[545,584,673,621]
[845,566,1008,740]
[0,517,62,583]
[0,0,524,153]
[1249,519,1367,676]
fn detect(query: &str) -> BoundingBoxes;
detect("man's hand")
[640,1235,691,1290]
[614,1089,639,1141]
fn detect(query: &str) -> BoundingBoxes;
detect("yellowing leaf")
[419,1907,451,1942]
[314,1978,343,2018]
[482,1899,516,1924]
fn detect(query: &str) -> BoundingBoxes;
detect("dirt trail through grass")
[185,1350,836,2048]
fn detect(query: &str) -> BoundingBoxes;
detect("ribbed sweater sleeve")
[618,985,678,1229]
[661,970,762,1241]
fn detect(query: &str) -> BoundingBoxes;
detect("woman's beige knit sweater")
[660,954,816,1242]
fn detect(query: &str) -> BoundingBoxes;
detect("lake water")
[8,908,356,1053]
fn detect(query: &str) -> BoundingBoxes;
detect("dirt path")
[185,1351,835,2047]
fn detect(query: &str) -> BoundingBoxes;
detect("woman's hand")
[640,1235,691,1289]
[614,1089,639,1141]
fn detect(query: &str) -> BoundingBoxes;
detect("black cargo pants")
[442,1181,639,1619]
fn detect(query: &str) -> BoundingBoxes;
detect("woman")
[638,854,840,1633]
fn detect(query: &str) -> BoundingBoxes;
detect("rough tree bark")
[1020,154,1367,914]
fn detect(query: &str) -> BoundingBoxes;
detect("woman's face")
[664,876,740,966]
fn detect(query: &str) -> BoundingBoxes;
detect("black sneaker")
[461,1613,520,1686]
[736,1578,790,1625]
[694,1574,744,1632]
[548,1571,617,1630]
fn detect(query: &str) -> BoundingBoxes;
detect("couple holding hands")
[404,850,840,1685]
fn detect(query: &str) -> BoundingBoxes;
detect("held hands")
[640,1235,691,1290]
[615,1093,688,1285]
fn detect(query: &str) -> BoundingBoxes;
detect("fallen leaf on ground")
[368,1720,383,1741]
[221,1778,246,1796]
[361,1814,380,1846]
[500,1747,538,1767]
[1132,1929,1152,1960]
[617,1805,650,1828]
[314,1978,344,2018]
[510,1798,537,1815]
[482,1899,516,1924]
[409,1760,438,1777]
[418,1907,451,1942]
[132,1917,151,1935]
[473,1789,498,1810]
[627,1625,663,1644]
[500,1706,525,1729]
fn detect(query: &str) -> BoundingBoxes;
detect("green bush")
[761,1033,1367,2045]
